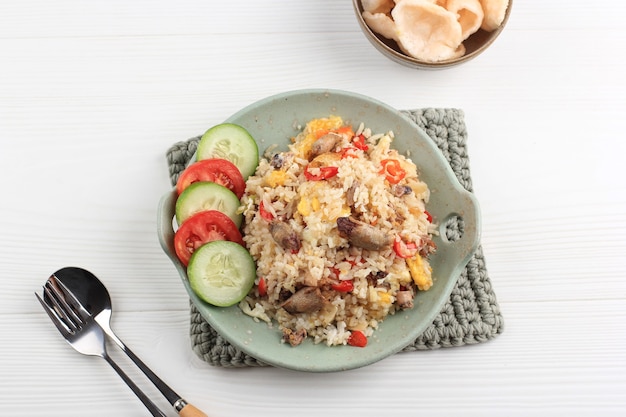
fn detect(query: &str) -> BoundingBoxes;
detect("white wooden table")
[1,1,625,416]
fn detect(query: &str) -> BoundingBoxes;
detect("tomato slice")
[176,158,246,198]
[174,210,244,266]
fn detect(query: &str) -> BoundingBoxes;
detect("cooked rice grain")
[239,116,437,347]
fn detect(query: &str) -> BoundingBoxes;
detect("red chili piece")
[393,237,418,259]
[380,159,406,184]
[258,277,267,297]
[353,134,369,151]
[347,330,368,347]
[331,280,354,293]
[304,165,339,181]
[259,201,275,221]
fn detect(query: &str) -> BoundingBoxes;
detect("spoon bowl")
[52,267,110,318]
[53,267,116,353]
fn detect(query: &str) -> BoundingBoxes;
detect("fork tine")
[48,275,92,320]
[44,280,82,332]
[35,291,72,337]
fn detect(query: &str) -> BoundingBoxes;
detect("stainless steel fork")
[36,277,167,417]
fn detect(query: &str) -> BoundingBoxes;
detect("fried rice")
[239,116,437,347]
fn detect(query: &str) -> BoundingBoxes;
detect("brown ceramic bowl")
[352,0,512,69]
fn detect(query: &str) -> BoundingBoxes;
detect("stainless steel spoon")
[36,277,167,417]
[53,266,207,417]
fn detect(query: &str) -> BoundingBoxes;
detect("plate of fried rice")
[158,89,480,372]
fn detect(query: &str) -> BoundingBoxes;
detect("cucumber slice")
[196,123,259,179]
[175,181,242,227]
[187,240,256,307]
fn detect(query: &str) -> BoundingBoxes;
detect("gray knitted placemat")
[166,108,504,368]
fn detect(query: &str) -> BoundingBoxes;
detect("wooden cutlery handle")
[179,403,208,417]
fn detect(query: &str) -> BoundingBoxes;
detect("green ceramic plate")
[157,89,480,372]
